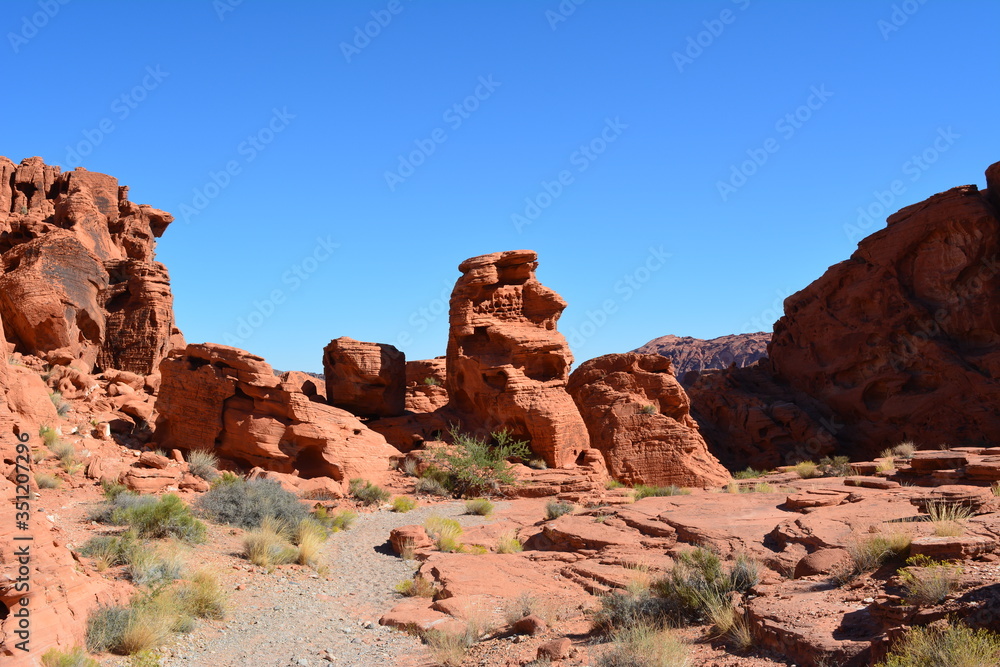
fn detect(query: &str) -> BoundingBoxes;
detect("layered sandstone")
[404,358,448,413]
[691,161,1000,466]
[567,353,729,487]
[322,337,405,418]
[0,156,179,374]
[633,332,770,381]
[154,343,400,488]
[445,250,590,467]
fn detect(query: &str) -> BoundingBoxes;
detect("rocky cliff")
[633,332,769,381]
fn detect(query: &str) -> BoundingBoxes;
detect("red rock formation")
[633,332,770,382]
[154,343,400,489]
[0,156,179,374]
[322,337,405,418]
[567,353,730,487]
[405,358,448,413]
[445,250,590,468]
[691,161,1000,466]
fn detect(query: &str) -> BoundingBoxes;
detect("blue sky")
[3,0,998,372]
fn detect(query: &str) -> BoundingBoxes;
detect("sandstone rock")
[634,332,770,380]
[909,451,969,471]
[445,250,590,467]
[910,535,995,560]
[122,466,182,493]
[567,353,729,487]
[391,525,434,555]
[910,485,993,512]
[322,337,405,418]
[785,489,850,511]
[179,473,211,492]
[405,358,448,413]
[154,343,400,488]
[690,162,1000,465]
[537,638,574,661]
[844,476,900,490]
[794,548,851,578]
[966,458,1000,481]
[138,451,171,469]
[512,614,547,636]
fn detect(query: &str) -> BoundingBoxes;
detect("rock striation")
[404,357,448,413]
[567,353,730,487]
[322,337,406,418]
[445,250,590,467]
[633,332,770,382]
[690,161,1000,466]
[154,343,400,488]
[0,156,180,374]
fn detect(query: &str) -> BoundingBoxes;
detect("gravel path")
[159,501,498,667]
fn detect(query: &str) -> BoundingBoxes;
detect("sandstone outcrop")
[154,343,400,488]
[404,358,448,413]
[322,337,405,418]
[633,332,770,380]
[445,250,590,467]
[567,353,729,487]
[690,161,1000,466]
[0,156,179,374]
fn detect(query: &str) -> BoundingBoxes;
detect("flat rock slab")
[542,514,649,551]
[786,489,850,511]
[909,485,993,511]
[909,451,969,471]
[844,476,900,490]
[379,597,464,634]
[910,535,996,560]
[965,458,1000,481]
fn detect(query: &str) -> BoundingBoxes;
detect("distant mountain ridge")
[632,332,770,378]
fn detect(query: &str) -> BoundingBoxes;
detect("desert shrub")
[497,530,523,554]
[423,376,441,386]
[81,530,140,571]
[877,623,1000,667]
[639,404,657,415]
[732,467,767,479]
[526,458,548,470]
[395,574,437,598]
[425,516,464,552]
[294,518,328,569]
[702,594,754,650]
[464,498,494,516]
[926,501,973,537]
[893,441,917,458]
[792,461,819,478]
[325,508,358,532]
[546,500,575,520]
[605,479,625,490]
[85,602,171,656]
[101,479,129,500]
[349,478,391,506]
[819,455,852,477]
[597,623,690,667]
[846,532,911,576]
[212,470,242,487]
[39,425,60,447]
[125,543,185,586]
[186,449,219,481]
[243,516,298,569]
[41,646,100,667]
[430,427,531,497]
[592,590,676,634]
[633,485,691,500]
[899,561,963,605]
[415,475,451,496]
[50,439,76,464]
[877,458,897,474]
[35,473,61,489]
[391,495,418,513]
[652,548,759,624]
[112,494,206,542]
[198,478,309,529]
[400,457,420,477]
[423,626,477,667]
[751,481,774,493]
[993,482,1000,498]
[50,391,70,417]
[174,570,227,620]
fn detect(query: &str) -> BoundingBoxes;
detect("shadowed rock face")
[445,250,590,467]
[634,332,770,381]
[0,156,180,374]
[567,353,730,487]
[690,160,1000,467]
[322,337,406,418]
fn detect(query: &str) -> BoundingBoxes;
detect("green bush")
[596,623,690,667]
[425,516,464,553]
[101,479,129,500]
[732,467,768,479]
[198,478,309,529]
[792,461,819,478]
[349,478,391,506]
[41,646,100,667]
[819,455,852,477]
[39,425,60,448]
[652,548,759,623]
[108,494,206,542]
[546,500,574,520]
[391,496,417,513]
[464,498,494,516]
[423,376,441,386]
[80,529,141,571]
[633,485,691,500]
[639,404,658,415]
[415,475,451,497]
[429,427,531,497]
[243,517,299,570]
[50,391,70,418]
[878,624,1000,667]
[35,473,61,489]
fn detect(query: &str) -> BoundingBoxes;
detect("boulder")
[794,548,851,578]
[154,343,401,488]
[567,353,729,487]
[322,337,405,418]
[405,358,449,413]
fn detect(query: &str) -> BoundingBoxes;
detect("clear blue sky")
[3,0,997,372]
